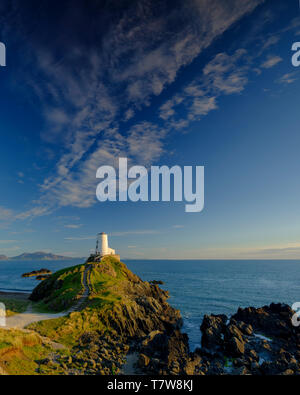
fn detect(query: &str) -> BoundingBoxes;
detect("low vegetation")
[28,257,131,346]
[0,295,29,317]
[22,269,52,278]
[87,257,125,309]
[0,329,53,375]
[1,257,179,375]
[30,264,85,312]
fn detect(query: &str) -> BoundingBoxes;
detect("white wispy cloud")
[108,0,262,105]
[261,55,283,69]
[159,48,250,127]
[261,36,280,52]
[239,242,300,259]
[64,230,161,241]
[0,246,20,254]
[16,206,52,221]
[111,230,161,237]
[0,206,14,221]
[64,224,82,229]
[4,0,264,218]
[277,71,299,85]
[65,236,95,241]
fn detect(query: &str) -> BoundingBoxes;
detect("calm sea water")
[0,259,299,350]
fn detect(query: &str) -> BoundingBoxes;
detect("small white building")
[92,233,120,262]
[97,232,115,256]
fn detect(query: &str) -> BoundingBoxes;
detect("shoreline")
[0,290,31,298]
[0,260,298,375]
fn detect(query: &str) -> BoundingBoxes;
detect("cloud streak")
[0,206,14,221]
[261,55,282,69]
[1,0,264,218]
[64,224,82,229]
[159,48,251,129]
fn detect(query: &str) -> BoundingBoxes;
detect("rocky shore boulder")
[22,268,52,278]
[138,329,191,375]
[196,303,300,375]
[200,314,227,351]
[28,261,300,376]
[29,258,185,375]
[232,303,295,340]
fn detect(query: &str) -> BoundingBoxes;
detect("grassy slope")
[0,329,54,375]
[0,296,30,317]
[0,259,134,375]
[28,257,130,346]
[32,264,85,313]
[0,258,139,375]
[87,257,124,308]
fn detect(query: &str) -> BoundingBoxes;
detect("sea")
[0,259,299,350]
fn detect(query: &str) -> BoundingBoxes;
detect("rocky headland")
[22,269,52,279]
[9,252,82,261]
[27,258,184,375]
[132,303,300,376]
[1,258,299,375]
[194,303,300,375]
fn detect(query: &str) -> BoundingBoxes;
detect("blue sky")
[0,0,300,259]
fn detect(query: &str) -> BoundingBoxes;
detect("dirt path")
[4,266,91,330]
[68,265,90,312]
[5,304,66,329]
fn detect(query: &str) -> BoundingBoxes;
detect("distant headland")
[0,252,84,261]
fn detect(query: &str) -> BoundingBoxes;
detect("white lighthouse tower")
[93,232,119,262]
[99,232,115,256]
[100,233,109,256]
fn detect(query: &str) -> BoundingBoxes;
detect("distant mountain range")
[0,252,83,261]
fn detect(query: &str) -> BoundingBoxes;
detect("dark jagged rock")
[149,280,165,285]
[196,303,300,375]
[138,354,151,368]
[232,303,294,340]
[226,336,245,357]
[200,314,227,351]
[27,259,300,376]
[36,274,52,281]
[29,259,186,375]
[22,268,52,278]
[138,329,191,375]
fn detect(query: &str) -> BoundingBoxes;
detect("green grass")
[27,310,109,347]
[0,259,141,374]
[0,329,53,375]
[30,264,85,312]
[87,257,127,306]
[0,296,30,317]
[28,258,132,346]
